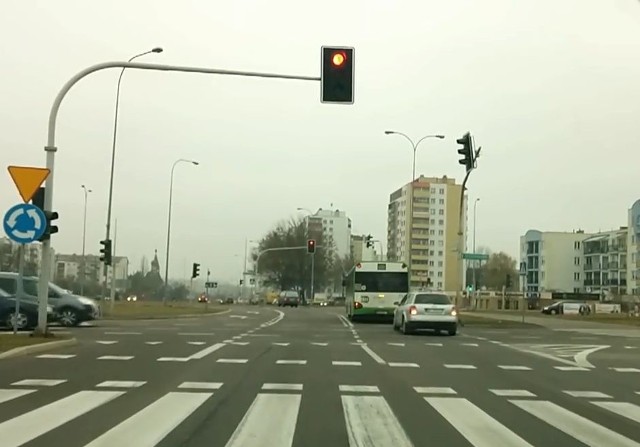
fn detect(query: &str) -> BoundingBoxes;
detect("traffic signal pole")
[36,59,330,335]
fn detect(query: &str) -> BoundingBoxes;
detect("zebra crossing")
[1,379,640,446]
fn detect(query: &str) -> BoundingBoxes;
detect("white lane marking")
[36,354,75,359]
[554,366,590,371]
[276,360,307,365]
[178,332,215,336]
[610,367,640,373]
[0,389,36,404]
[361,344,387,365]
[427,397,534,447]
[511,399,640,447]
[461,343,479,347]
[189,342,227,360]
[0,390,124,447]
[96,341,118,345]
[506,343,609,368]
[231,342,250,346]
[217,359,248,364]
[490,389,536,397]
[104,331,141,335]
[273,342,290,346]
[388,362,419,368]
[232,336,242,340]
[592,401,640,424]
[333,361,362,366]
[84,392,212,446]
[425,343,443,347]
[157,357,189,362]
[11,379,65,387]
[444,364,477,369]
[339,385,380,393]
[387,342,405,347]
[230,315,248,319]
[342,395,413,447]
[145,341,163,345]
[311,342,329,346]
[225,393,301,447]
[98,355,134,361]
[178,382,223,390]
[96,381,146,389]
[498,365,532,371]
[414,387,457,395]
[187,341,206,346]
[247,311,260,315]
[262,383,303,391]
[624,346,638,349]
[564,391,611,398]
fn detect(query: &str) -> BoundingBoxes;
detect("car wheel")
[448,326,457,336]
[58,307,80,327]
[550,309,557,315]
[3,311,30,330]
[401,317,412,335]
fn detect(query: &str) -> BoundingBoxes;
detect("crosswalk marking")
[225,394,301,447]
[276,360,307,365]
[425,342,443,346]
[332,361,361,366]
[564,391,611,398]
[178,382,223,390]
[0,390,124,447]
[217,359,248,364]
[36,354,76,359]
[98,355,133,361]
[187,341,206,345]
[414,387,457,395]
[426,397,534,446]
[498,365,532,371]
[84,392,212,447]
[591,401,640,424]
[0,389,36,404]
[342,395,413,447]
[145,341,163,345]
[388,362,419,368]
[611,367,640,373]
[445,364,477,369]
[511,399,640,447]
[157,357,189,362]
[11,379,65,387]
[273,342,290,346]
[311,342,328,346]
[339,385,379,393]
[490,389,536,397]
[96,340,118,345]
[554,366,590,371]
[262,383,303,391]
[96,381,146,389]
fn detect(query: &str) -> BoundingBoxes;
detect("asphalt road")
[0,305,639,446]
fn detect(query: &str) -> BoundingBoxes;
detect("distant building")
[306,208,352,260]
[628,199,640,295]
[387,175,467,291]
[55,253,129,291]
[0,237,55,278]
[350,234,378,262]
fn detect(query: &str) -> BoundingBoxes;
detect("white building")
[0,237,56,278]
[628,199,640,295]
[55,254,129,292]
[307,208,352,260]
[387,175,467,291]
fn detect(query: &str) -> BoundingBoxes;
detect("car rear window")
[414,294,451,305]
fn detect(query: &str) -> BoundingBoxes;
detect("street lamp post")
[384,131,445,289]
[80,185,92,295]
[163,158,199,304]
[472,198,480,300]
[102,47,163,301]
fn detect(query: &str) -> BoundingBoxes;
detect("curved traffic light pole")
[36,61,322,334]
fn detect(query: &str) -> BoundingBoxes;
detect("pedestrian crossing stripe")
[0,384,639,446]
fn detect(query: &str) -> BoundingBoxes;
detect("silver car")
[393,292,459,335]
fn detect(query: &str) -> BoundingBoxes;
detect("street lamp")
[163,158,199,303]
[384,131,445,290]
[103,47,163,299]
[80,185,92,295]
[472,198,480,296]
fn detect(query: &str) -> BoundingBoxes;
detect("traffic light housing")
[456,132,474,172]
[99,239,112,266]
[191,263,200,279]
[37,210,59,242]
[506,274,513,289]
[365,234,373,248]
[239,279,244,285]
[307,239,316,254]
[321,46,354,104]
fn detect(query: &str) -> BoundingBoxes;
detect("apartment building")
[55,253,129,291]
[628,199,640,295]
[387,175,467,291]
[306,209,352,259]
[0,237,56,277]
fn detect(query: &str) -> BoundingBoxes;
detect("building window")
[439,188,444,194]
[438,209,444,215]
[574,241,580,250]
[430,188,436,193]
[438,261,443,267]
[438,240,444,247]
[438,251,443,256]
[437,281,443,288]
[439,219,444,225]
[574,257,580,265]
[429,260,434,266]
[439,199,444,205]
[574,272,580,281]
[438,230,444,236]
[437,271,443,277]
[429,250,434,256]
[430,229,435,235]
[430,198,436,204]
[430,219,436,224]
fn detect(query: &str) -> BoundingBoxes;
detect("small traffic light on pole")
[365,234,373,248]
[456,132,475,172]
[191,263,200,279]
[307,239,316,254]
[99,239,112,266]
[321,46,354,104]
[506,274,513,289]
[38,210,59,242]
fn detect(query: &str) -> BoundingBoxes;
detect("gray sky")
[1,0,639,283]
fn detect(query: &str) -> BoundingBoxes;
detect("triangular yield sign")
[7,166,50,203]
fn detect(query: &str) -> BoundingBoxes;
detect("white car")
[392,292,459,336]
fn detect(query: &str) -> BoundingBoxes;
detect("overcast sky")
[1,0,638,283]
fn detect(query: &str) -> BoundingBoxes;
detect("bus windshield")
[355,272,408,293]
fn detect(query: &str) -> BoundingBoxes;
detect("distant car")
[278,291,299,308]
[197,295,208,303]
[541,300,590,315]
[393,292,458,336]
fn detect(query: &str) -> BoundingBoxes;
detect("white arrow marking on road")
[387,342,405,347]
[145,341,163,345]
[96,341,118,345]
[230,315,247,319]
[273,342,290,346]
[26,208,42,229]
[187,341,206,345]
[7,208,23,228]
[511,344,610,368]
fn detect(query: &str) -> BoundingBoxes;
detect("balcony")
[583,264,600,271]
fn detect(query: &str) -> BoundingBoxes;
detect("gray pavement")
[0,305,639,446]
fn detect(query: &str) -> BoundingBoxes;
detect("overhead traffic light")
[321,46,354,104]
[99,239,112,266]
[456,132,474,172]
[307,239,316,254]
[365,234,374,248]
[191,263,200,279]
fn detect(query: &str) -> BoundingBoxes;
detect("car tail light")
[409,305,418,316]
[354,302,363,309]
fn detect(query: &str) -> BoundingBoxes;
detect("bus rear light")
[354,302,363,309]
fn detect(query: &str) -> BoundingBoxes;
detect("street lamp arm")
[47,61,321,147]
[414,134,444,149]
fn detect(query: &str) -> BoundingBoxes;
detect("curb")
[0,337,78,360]
[101,308,232,322]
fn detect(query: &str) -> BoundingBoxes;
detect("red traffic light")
[332,51,346,67]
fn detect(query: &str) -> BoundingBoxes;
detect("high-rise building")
[306,208,352,260]
[387,175,467,291]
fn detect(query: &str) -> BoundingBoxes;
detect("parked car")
[0,288,54,330]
